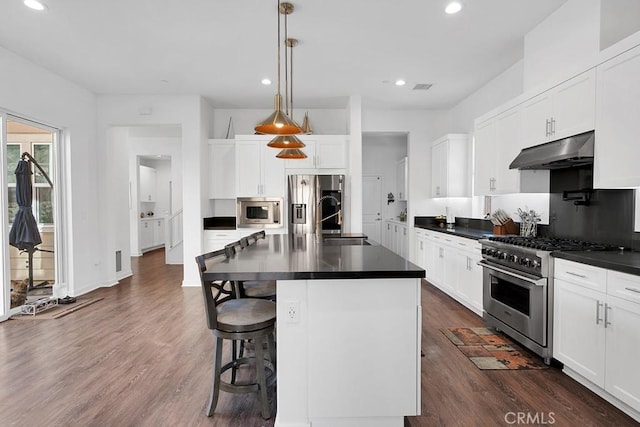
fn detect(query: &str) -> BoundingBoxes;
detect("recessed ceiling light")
[395,79,406,86]
[261,78,272,85]
[445,1,462,14]
[24,0,46,11]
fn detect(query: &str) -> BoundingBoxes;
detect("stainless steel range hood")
[509,131,595,170]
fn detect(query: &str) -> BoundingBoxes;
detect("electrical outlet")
[285,300,300,323]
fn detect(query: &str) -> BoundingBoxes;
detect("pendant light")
[254,1,303,135]
[276,148,307,159]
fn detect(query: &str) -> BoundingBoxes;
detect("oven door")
[480,261,548,346]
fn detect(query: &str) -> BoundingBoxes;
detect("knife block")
[493,219,519,235]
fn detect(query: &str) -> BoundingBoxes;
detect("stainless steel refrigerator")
[288,174,344,235]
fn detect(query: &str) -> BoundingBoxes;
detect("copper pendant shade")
[276,148,308,159]
[254,1,303,136]
[255,94,303,135]
[267,134,306,149]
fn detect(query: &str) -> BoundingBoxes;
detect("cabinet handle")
[604,303,612,328]
[550,117,556,136]
[403,228,406,236]
[545,119,550,137]
[445,238,452,242]
[566,271,587,279]
[420,241,423,250]
[624,287,640,294]
[457,242,466,246]
[596,300,604,325]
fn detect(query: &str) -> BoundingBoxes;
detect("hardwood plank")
[0,251,636,426]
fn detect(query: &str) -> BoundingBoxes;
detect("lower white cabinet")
[140,218,165,251]
[554,259,640,419]
[383,220,408,258]
[203,230,242,253]
[415,229,482,316]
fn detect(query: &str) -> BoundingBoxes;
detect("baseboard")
[181,280,200,287]
[563,367,640,423]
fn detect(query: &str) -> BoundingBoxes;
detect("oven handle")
[478,260,547,287]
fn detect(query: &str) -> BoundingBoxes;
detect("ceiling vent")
[413,83,433,91]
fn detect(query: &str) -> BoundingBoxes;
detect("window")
[6,142,53,225]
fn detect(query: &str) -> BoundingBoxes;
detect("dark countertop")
[552,250,640,276]
[201,234,425,281]
[415,224,495,240]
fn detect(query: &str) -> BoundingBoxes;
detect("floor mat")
[440,327,548,370]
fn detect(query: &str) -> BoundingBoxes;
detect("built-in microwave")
[237,197,282,228]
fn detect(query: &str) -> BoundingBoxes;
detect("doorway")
[362,176,382,243]
[3,116,60,312]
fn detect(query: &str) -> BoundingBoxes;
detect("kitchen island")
[201,234,425,427]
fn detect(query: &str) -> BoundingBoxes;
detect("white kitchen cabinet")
[140,220,154,250]
[153,218,165,246]
[396,157,408,201]
[139,165,157,202]
[431,134,468,198]
[594,45,640,188]
[521,69,596,148]
[474,106,549,196]
[285,136,348,170]
[203,230,242,253]
[413,229,428,269]
[208,139,236,199]
[554,278,607,386]
[423,231,483,315]
[383,220,407,258]
[455,241,483,314]
[236,140,285,197]
[554,259,640,418]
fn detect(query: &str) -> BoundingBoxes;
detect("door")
[3,116,61,314]
[362,176,382,244]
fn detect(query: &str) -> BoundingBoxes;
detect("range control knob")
[523,258,531,267]
[532,259,540,269]
[500,252,509,260]
[509,254,519,264]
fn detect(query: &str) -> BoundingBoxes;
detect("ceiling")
[0,0,567,110]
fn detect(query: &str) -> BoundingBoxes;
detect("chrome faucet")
[316,194,342,236]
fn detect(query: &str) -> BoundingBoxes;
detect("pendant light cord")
[277,0,281,97]
[284,4,289,116]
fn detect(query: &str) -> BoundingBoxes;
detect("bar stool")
[227,236,276,301]
[196,249,276,419]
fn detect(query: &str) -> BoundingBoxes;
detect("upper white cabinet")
[594,45,640,188]
[396,157,408,201]
[139,165,157,202]
[236,139,285,197]
[431,134,468,198]
[474,108,549,196]
[208,139,236,199]
[285,136,347,170]
[521,69,596,148]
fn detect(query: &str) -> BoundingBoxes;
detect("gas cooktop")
[487,236,621,252]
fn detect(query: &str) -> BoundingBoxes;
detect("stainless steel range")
[479,236,618,364]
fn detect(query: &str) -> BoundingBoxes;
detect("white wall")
[600,0,640,51]
[97,95,208,287]
[524,0,601,91]
[0,45,100,303]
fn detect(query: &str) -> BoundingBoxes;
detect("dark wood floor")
[0,249,637,426]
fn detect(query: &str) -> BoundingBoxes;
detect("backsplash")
[547,167,635,248]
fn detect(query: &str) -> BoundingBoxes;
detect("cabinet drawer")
[554,259,607,292]
[607,270,640,305]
